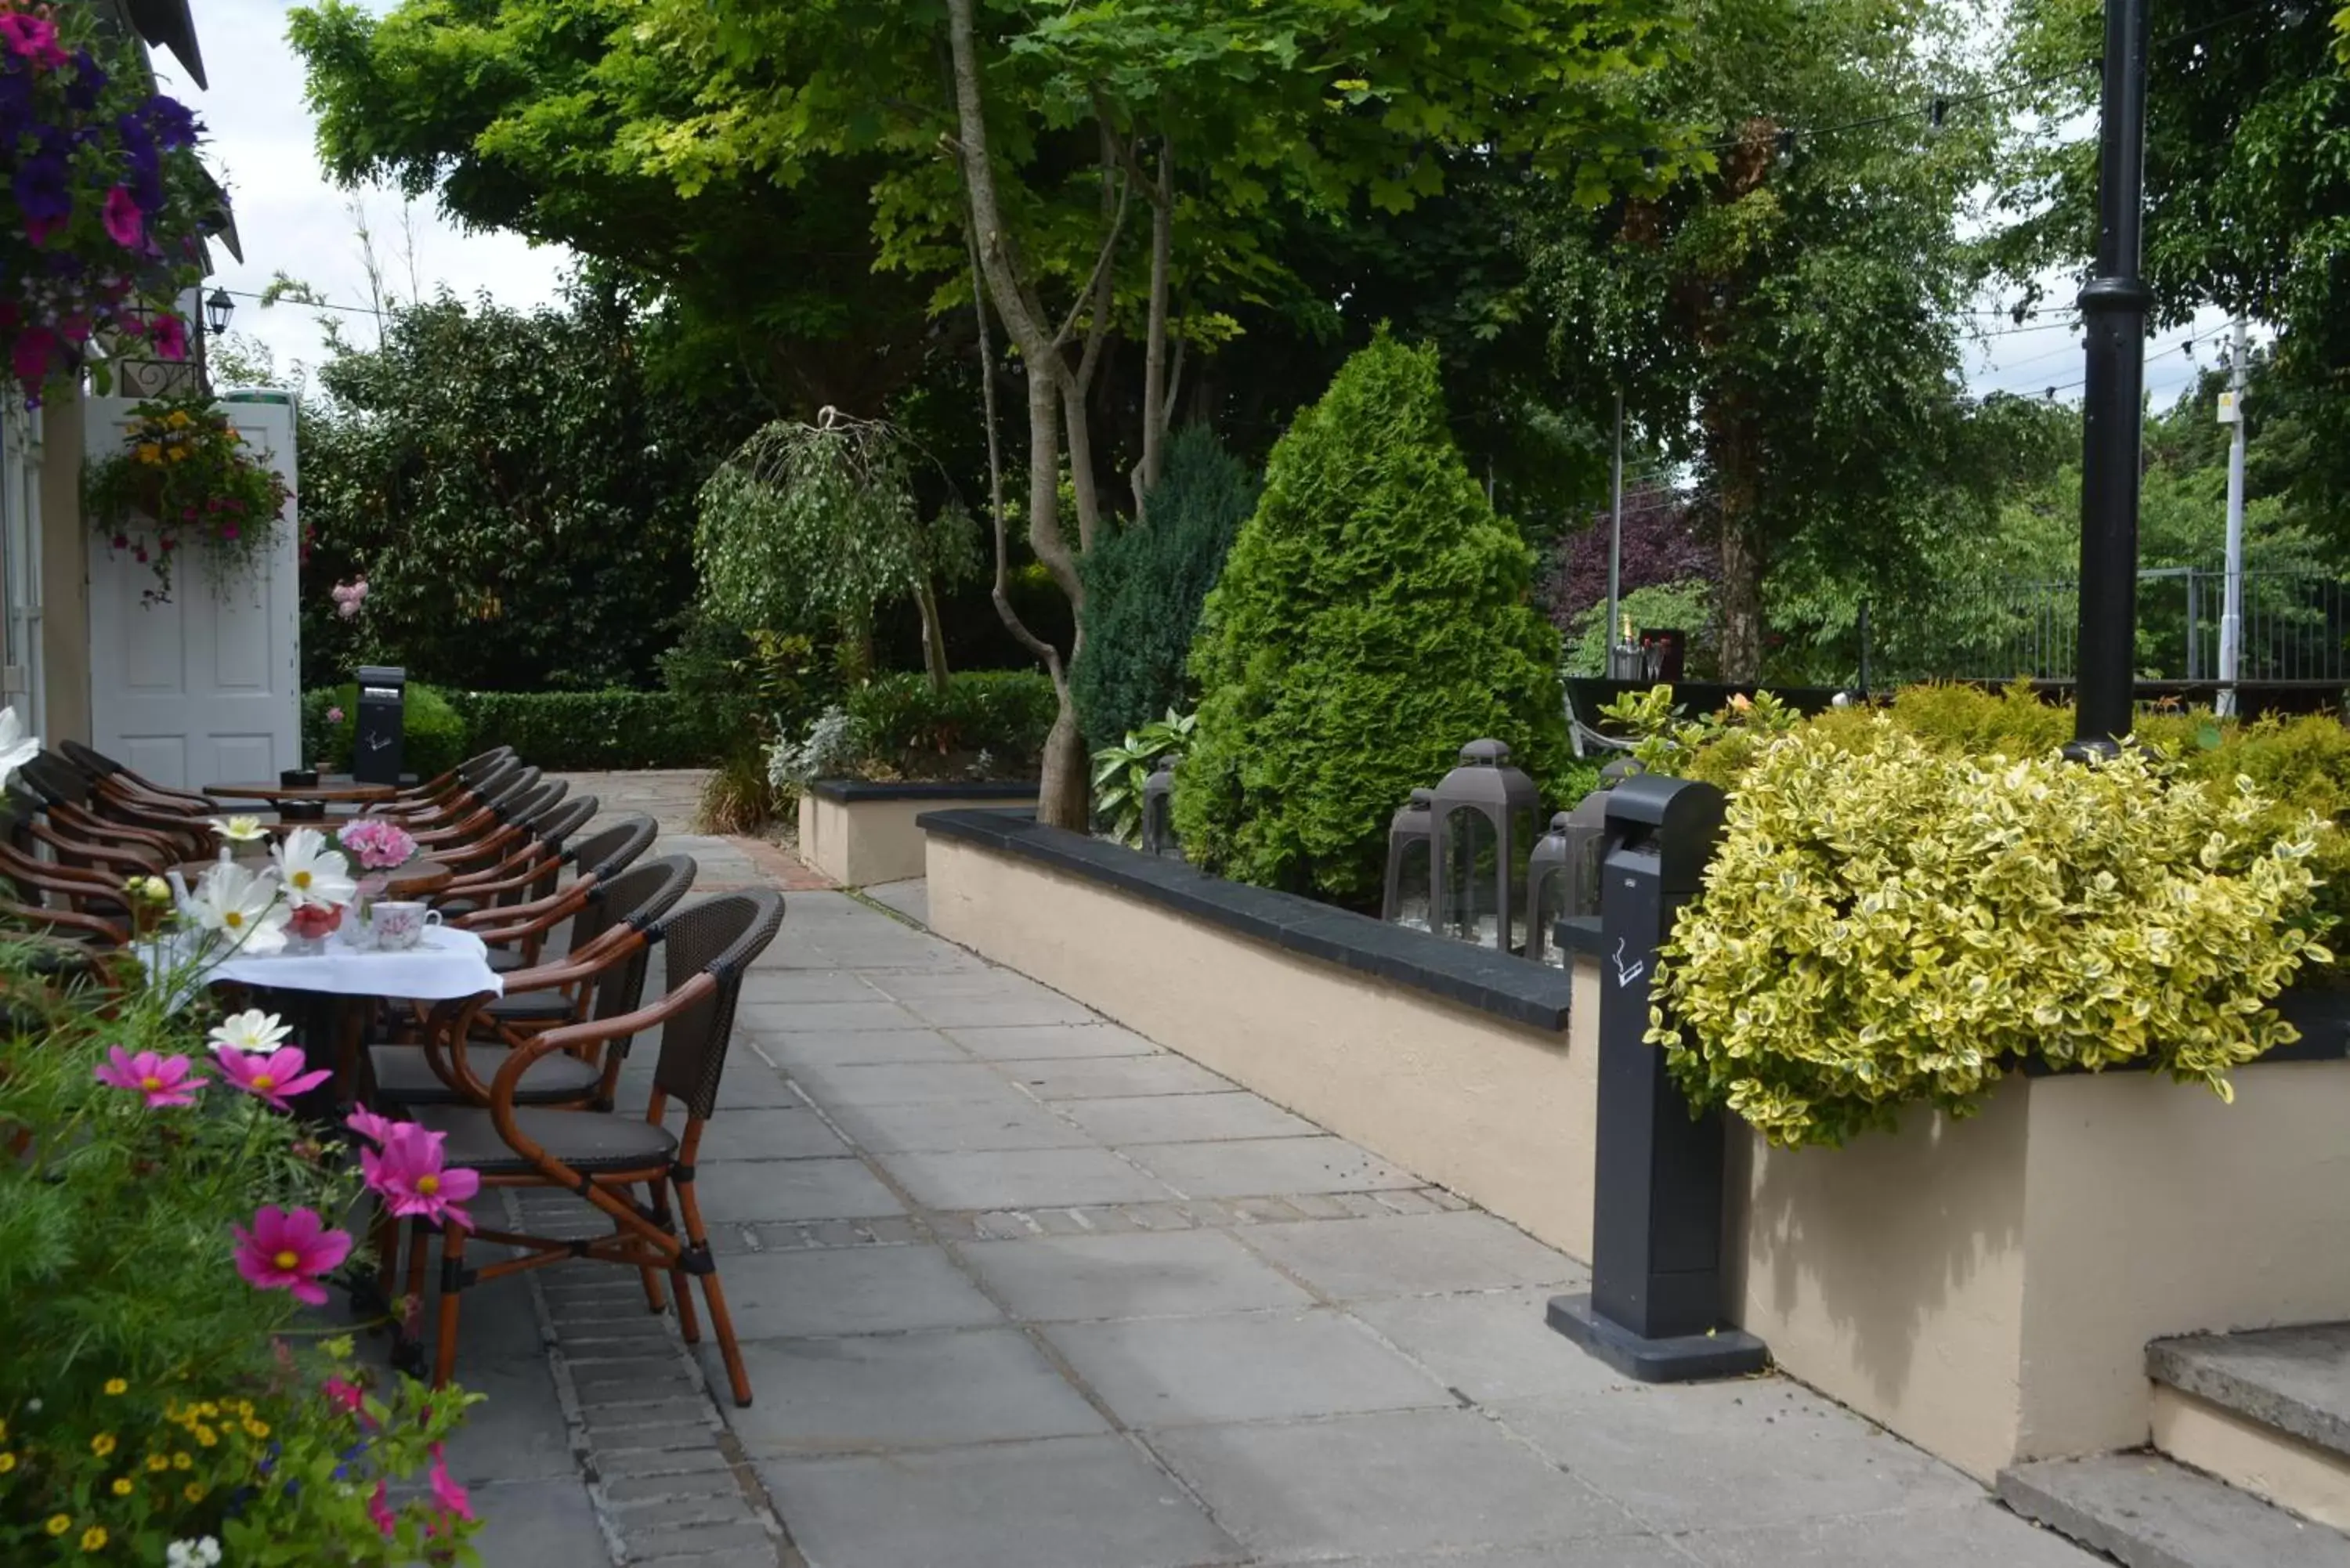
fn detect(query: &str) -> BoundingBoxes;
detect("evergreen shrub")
[1176,334,1571,905]
[1072,426,1256,750]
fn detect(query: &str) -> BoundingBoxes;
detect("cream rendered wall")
[38,392,89,745]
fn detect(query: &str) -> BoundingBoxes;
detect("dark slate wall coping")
[812,779,1039,804]
[919,808,1576,1032]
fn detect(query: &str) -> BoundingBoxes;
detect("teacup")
[368,901,442,952]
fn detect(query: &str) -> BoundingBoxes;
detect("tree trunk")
[915,577,949,695]
[1717,520,1766,683]
[1036,677,1090,832]
[1132,136,1175,521]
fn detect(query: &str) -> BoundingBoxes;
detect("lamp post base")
[1546,1292,1770,1383]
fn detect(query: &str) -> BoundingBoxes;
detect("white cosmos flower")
[208,1007,293,1057]
[273,826,357,909]
[208,815,269,844]
[183,861,289,956]
[167,1539,222,1568]
[0,705,37,795]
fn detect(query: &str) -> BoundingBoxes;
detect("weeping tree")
[695,410,978,692]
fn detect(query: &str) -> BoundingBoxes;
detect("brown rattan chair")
[403,889,786,1402]
[432,793,598,914]
[59,739,216,816]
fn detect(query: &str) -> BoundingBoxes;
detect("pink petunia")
[94,1046,204,1108]
[359,1122,479,1230]
[0,13,67,67]
[321,1376,365,1414]
[213,1046,332,1111]
[232,1205,352,1307]
[147,313,187,362]
[427,1445,474,1522]
[10,325,55,386]
[100,186,143,249]
[21,212,65,247]
[366,1480,397,1538]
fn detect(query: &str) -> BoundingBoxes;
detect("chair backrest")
[20,753,92,807]
[481,765,540,812]
[460,756,523,807]
[457,747,515,785]
[566,814,656,883]
[503,779,569,830]
[650,890,786,1121]
[536,794,598,854]
[59,740,121,780]
[585,854,700,1026]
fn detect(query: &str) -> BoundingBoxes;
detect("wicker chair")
[398,889,786,1402]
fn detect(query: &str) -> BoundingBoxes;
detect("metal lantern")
[1524,786,1617,967]
[1381,789,1436,930]
[1430,739,1542,952]
[1141,759,1178,858]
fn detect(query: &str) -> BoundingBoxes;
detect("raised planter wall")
[920,811,1602,1259]
[1731,1060,2350,1482]
[799,781,1037,887]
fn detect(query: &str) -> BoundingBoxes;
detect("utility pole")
[2071,0,2152,750]
[2218,318,2248,718]
[1606,388,1625,677]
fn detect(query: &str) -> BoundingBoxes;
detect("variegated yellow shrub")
[1650,717,2334,1147]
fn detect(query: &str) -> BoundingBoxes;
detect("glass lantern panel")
[1531,865,1569,968]
[1393,839,1432,931]
[1439,808,1502,948]
[1504,804,1538,952]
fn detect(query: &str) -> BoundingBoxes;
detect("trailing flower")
[0,0,213,403]
[1650,718,2334,1147]
[84,396,291,605]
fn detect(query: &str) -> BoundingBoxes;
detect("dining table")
[202,779,400,806]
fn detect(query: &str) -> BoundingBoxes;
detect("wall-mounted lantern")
[1430,739,1540,952]
[1381,789,1435,930]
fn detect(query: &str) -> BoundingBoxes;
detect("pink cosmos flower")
[338,817,418,872]
[232,1205,352,1307]
[213,1046,332,1111]
[94,1046,204,1108]
[101,186,143,249]
[0,13,67,67]
[366,1481,397,1538]
[428,1446,474,1522]
[360,1122,479,1230]
[345,1105,399,1147]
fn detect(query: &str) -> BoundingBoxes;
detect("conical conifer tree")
[1177,331,1569,904]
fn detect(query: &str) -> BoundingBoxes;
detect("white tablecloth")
[150,925,505,1002]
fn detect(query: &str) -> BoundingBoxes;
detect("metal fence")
[1877,567,2350,688]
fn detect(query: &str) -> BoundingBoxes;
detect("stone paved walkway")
[421,862,2105,1568]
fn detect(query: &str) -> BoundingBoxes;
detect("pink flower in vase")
[232,1205,352,1306]
[94,1046,205,1108]
[338,817,417,872]
[214,1046,333,1111]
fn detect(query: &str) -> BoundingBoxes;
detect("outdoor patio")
[436,790,2099,1568]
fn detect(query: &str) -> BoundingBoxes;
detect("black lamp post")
[2073,0,2151,750]
[204,287,234,336]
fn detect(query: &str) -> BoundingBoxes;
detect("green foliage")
[1091,710,1196,847]
[1072,428,1256,751]
[695,414,977,645]
[296,287,747,692]
[1177,334,1571,905]
[443,691,738,770]
[302,681,472,780]
[844,671,1058,780]
[1654,720,2333,1147]
[0,944,481,1559]
[696,750,787,835]
[1564,580,1715,678]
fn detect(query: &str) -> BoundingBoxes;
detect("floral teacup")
[367,901,442,952]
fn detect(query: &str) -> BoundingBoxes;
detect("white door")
[0,402,45,740]
[86,392,300,789]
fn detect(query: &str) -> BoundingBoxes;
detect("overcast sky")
[176,1,2240,416]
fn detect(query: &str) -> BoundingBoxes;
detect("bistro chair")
[59,739,216,816]
[443,813,658,966]
[374,747,517,817]
[422,779,570,876]
[405,889,786,1402]
[433,794,599,916]
[20,753,207,860]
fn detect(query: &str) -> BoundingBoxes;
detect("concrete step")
[1999,1452,2350,1568]
[2149,1324,2350,1529]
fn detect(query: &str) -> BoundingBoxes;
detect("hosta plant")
[1651,718,2332,1148]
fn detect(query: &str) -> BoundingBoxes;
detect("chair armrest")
[490,971,718,1107]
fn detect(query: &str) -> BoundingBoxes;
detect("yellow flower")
[110,1477,133,1497]
[79,1525,107,1552]
[91,1433,115,1457]
[181,1482,205,1503]
[171,1451,191,1470]
[45,1514,71,1536]
[0,1451,16,1473]
[167,448,188,463]
[135,444,161,464]
[103,1378,127,1396]
[146,1454,168,1473]
[241,1419,269,1439]
[192,1425,215,1448]
[166,410,193,428]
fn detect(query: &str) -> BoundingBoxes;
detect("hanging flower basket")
[84,396,291,604]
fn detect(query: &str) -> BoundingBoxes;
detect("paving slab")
[717,1328,1112,1456]
[760,1434,1242,1568]
[2147,1322,2350,1459]
[884,1147,1179,1209]
[1321,1543,1697,1568]
[1499,1381,1981,1534]
[862,966,1074,1006]
[1351,1286,1625,1403]
[1683,1500,2109,1567]
[1999,1451,2350,1568]
[898,992,1101,1028]
[1126,1135,1419,1198]
[1236,1211,1586,1300]
[945,1022,1162,1060]
[691,1107,853,1162]
[1002,1053,1237,1100]
[743,999,927,1033]
[958,1229,1318,1322]
[716,1243,1005,1339]
[860,878,930,927]
[1045,1307,1448,1427]
[787,1059,1013,1106]
[461,1477,612,1568]
[737,970,883,1004]
[691,1157,908,1223]
[828,1092,1094,1153]
[751,1027,967,1068]
[1063,1090,1320,1145]
[1148,1407,1647,1559]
